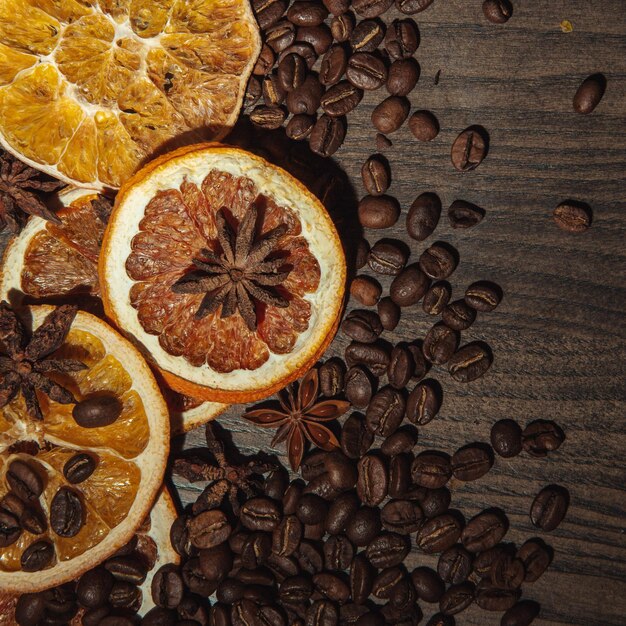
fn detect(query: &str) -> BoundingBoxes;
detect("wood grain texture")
[1,0,624,624]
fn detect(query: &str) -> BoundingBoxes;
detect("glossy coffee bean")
[272,515,303,557]
[452,444,493,481]
[326,492,360,535]
[287,74,323,114]
[350,19,385,53]
[50,487,84,538]
[321,81,363,117]
[341,412,374,458]
[423,282,451,315]
[73,395,122,428]
[451,127,488,171]
[245,76,262,107]
[381,425,418,456]
[516,539,552,582]
[573,73,606,114]
[372,566,404,599]
[188,510,231,548]
[423,323,458,365]
[419,243,456,280]
[342,309,383,343]
[15,593,47,626]
[522,420,565,456]
[417,514,462,554]
[372,96,410,133]
[350,275,382,306]
[491,419,523,457]
[406,192,441,241]
[105,555,147,584]
[425,614,455,626]
[448,199,485,228]
[475,580,520,612]
[411,451,451,489]
[0,508,21,548]
[253,0,288,30]
[386,58,420,96]
[63,453,97,484]
[366,386,405,436]
[553,202,592,233]
[491,553,525,590]
[409,110,439,141]
[438,545,473,584]
[278,52,307,91]
[345,341,389,376]
[439,582,475,615]
[357,454,389,506]
[306,598,338,626]
[411,567,444,602]
[347,53,388,90]
[150,565,184,609]
[530,485,569,531]
[387,345,413,389]
[376,133,393,150]
[501,600,541,626]
[395,0,433,14]
[346,506,381,546]
[381,498,422,534]
[331,12,354,42]
[378,297,401,330]
[297,24,333,55]
[266,19,296,52]
[309,114,346,157]
[7,459,44,501]
[465,281,502,312]
[406,381,441,425]
[368,239,407,275]
[358,195,400,229]
[280,41,317,68]
[250,105,287,129]
[319,358,346,397]
[21,540,55,572]
[77,567,114,608]
[462,510,508,552]
[482,0,513,23]
[390,264,430,307]
[344,366,374,409]
[442,300,476,331]
[361,155,391,196]
[366,533,410,567]
[448,343,492,382]
[287,1,329,26]
[320,45,348,86]
[353,0,393,18]
[254,44,276,75]
[384,18,419,59]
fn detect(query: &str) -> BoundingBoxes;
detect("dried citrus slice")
[100,144,346,403]
[0,305,169,594]
[0,0,261,190]
[0,188,228,433]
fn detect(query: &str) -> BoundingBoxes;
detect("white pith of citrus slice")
[99,143,346,404]
[0,306,169,594]
[0,0,261,190]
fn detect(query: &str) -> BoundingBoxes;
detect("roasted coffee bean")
[452,444,493,481]
[306,599,338,626]
[386,58,420,96]
[388,578,416,610]
[296,494,328,525]
[573,73,606,114]
[425,614,454,626]
[266,18,296,52]
[347,553,374,605]
[381,425,418,456]
[416,514,462,553]
[19,505,47,535]
[411,451,451,489]
[231,599,260,626]
[286,114,316,140]
[320,45,348,86]
[254,44,276,76]
[419,244,456,280]
[1,492,26,519]
[50,487,84,538]
[326,492,359,535]
[296,540,324,574]
[309,114,346,157]
[482,0,512,23]
[472,544,511,579]
[381,499,422,534]
[438,545,473,584]
[188,510,231,548]
[347,53,388,90]
[406,381,441,425]
[21,539,55,572]
[199,542,233,581]
[406,342,427,379]
[272,514,303,556]
[358,193,402,229]
[387,345,413,390]
[280,574,314,603]
[368,239,407,275]
[517,539,551,582]
[406,192,441,241]
[342,309,383,343]
[361,155,391,196]
[501,600,541,626]
[287,74,323,114]
[150,565,184,609]
[366,533,410,568]
[372,566,404,599]
[448,199,485,229]
[465,281,501,312]
[491,554,525,590]
[530,485,569,531]
[142,607,178,625]
[553,201,592,233]
[245,76,262,107]
[7,459,44,501]
[280,41,317,68]
[462,511,508,552]
[0,509,21,547]
[324,450,358,490]
[423,323,458,365]
[475,580,519,611]
[353,0,393,18]
[313,571,350,603]
[322,534,354,570]
[350,275,383,306]
[384,18,419,59]
[395,0,433,14]
[490,419,522,458]
[439,582,475,615]
[344,367,374,409]
[304,475,342,504]
[413,486,450,518]
[366,386,405,436]
[442,300,476,331]
[63,453,97,484]
[240,532,272,569]
[183,558,217,596]
[372,96,410,133]
[350,19,385,53]
[321,81,363,116]
[357,454,388,506]
[241,497,282,532]
[254,0,288,30]
[345,341,389,376]
[278,53,307,91]
[178,595,210,623]
[346,506,381,546]
[522,420,565,456]
[423,282,451,316]
[408,110,439,141]
[287,0,329,25]
[297,23,332,54]
[105,556,147,584]
[341,412,374,458]
[448,343,492,382]
[356,238,371,269]
[15,593,47,626]
[73,395,122,428]
[411,567,444,603]
[376,133,393,150]
[319,358,346,397]
[377,297,401,331]
[451,127,488,171]
[390,264,430,307]
[331,12,354,41]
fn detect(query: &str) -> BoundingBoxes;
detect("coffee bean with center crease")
[73,396,123,428]
[462,510,508,552]
[381,499,423,534]
[287,0,329,25]
[357,454,388,506]
[387,345,413,390]
[323,534,354,570]
[553,201,592,233]
[384,18,419,59]
[309,114,346,157]
[366,386,405,435]
[321,81,363,117]
[348,553,374,605]
[342,309,383,343]
[368,239,407,276]
[253,0,288,30]
[411,451,451,489]
[266,19,296,52]
[378,297,401,331]
[406,381,440,425]
[530,485,569,531]
[406,192,441,241]
[7,459,44,501]
[21,539,55,572]
[573,73,606,115]
[381,425,418,456]
[331,12,354,42]
[423,323,458,365]
[442,300,476,331]
[366,533,410,568]
[346,53,388,90]
[490,419,522,458]
[77,567,115,609]
[319,358,346,397]
[241,497,282,532]
[0,509,21,547]
[472,544,511,579]
[475,580,520,612]
[187,510,231,548]
[388,453,411,498]
[19,504,47,535]
[353,0,393,18]
[254,44,276,76]
[341,413,374,459]
[251,104,287,129]
[502,600,541,626]
[320,45,348,86]
[182,558,215,596]
[452,444,493,481]
[63,453,97,484]
[150,565,184,609]
[438,545,473,584]
[386,58,420,96]
[358,194,400,229]
[517,539,552,582]
[345,341,389,376]
[465,281,502,312]
[350,275,382,305]
[105,555,147,584]
[482,0,512,23]
[50,487,84,538]
[278,53,307,91]
[491,553,525,590]
[372,566,404,599]
[272,514,303,557]
[440,582,475,615]
[372,96,410,133]
[280,41,318,68]
[448,343,492,382]
[287,74,323,114]
[306,599,338,626]
[350,19,385,52]
[448,199,485,229]
[346,506,381,546]
[361,155,391,196]
[522,420,565,456]
[344,367,374,409]
[423,282,451,316]
[244,76,262,107]
[395,0,434,14]
[390,264,430,307]
[419,243,456,280]
[417,514,462,554]
[313,571,350,603]
[451,127,488,171]
[286,114,316,140]
[297,24,333,55]
[411,567,444,603]
[296,539,324,574]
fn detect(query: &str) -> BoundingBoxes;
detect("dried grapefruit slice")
[100,144,346,404]
[0,305,169,594]
[0,0,261,190]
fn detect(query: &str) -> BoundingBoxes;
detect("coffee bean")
[15,593,47,626]
[411,567,444,602]
[462,510,508,552]
[241,531,272,569]
[361,155,390,196]
[356,238,370,269]
[296,493,328,525]
[280,41,317,68]
[324,451,358,491]
[324,0,349,14]
[183,558,217,597]
[377,297,401,331]
[350,19,385,52]
[376,133,393,150]
[408,109,439,140]
[422,282,451,316]
[411,451,451,489]
[384,18,419,59]
[448,343,492,382]
[417,513,462,553]
[346,53,388,90]
[241,497,282,532]
[346,554,374,606]
[344,367,374,409]
[425,614,454,626]
[253,0,288,29]
[381,425,418,456]
[331,12,354,42]
[341,309,383,343]
[386,58,420,96]
[372,96,410,133]
[272,514,303,556]
[321,81,363,116]
[346,506,381,546]
[530,485,569,531]
[63,453,97,485]
[313,571,350,603]
[296,540,324,574]
[408,343,428,382]
[472,544,511,579]
[368,239,407,275]
[254,44,276,76]
[451,444,493,481]
[390,264,430,307]
[105,555,147,584]
[451,127,488,171]
[346,341,389,377]
[350,274,384,307]
[406,381,441,425]
[448,199,485,229]
[366,386,405,435]
[419,244,457,280]
[73,395,123,428]
[244,76,262,107]
[491,554,525,590]
[359,194,401,229]
[198,542,233,581]
[266,18,296,52]
[357,454,388,506]
[321,534,354,570]
[298,24,333,55]
[438,545,473,584]
[423,323,458,365]
[0,509,21,547]
[278,53,307,92]
[353,0,393,18]
[309,114,346,157]
[50,487,84,538]
[306,599,338,626]
[372,566,404,599]
[490,419,522,458]
[442,300,476,331]
[18,504,46,535]
[287,74,323,114]
[320,45,348,86]
[280,574,313,604]
[387,345,413,390]
[522,420,565,457]
[482,0,512,23]
[78,567,115,609]
[381,499,423,534]
[516,539,552,582]
[573,73,606,114]
[475,580,519,612]
[148,565,183,610]
[188,510,231,548]
[7,459,44,501]
[286,114,316,140]
[553,201,592,233]
[501,600,541,626]
[287,1,329,25]
[268,552,299,580]
[217,577,244,604]
[366,533,410,567]
[395,0,434,14]
[388,453,411,497]
[341,413,374,460]
[326,492,359,535]
[318,358,346,398]
[21,539,55,572]
[440,582,475,615]
[465,281,502,312]
[406,192,441,241]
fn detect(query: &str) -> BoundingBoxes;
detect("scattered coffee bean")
[423,282,451,315]
[287,74,323,114]
[7,459,44,501]
[501,600,541,626]
[358,194,401,229]
[73,395,122,428]
[280,41,317,67]
[409,110,439,141]
[266,19,297,53]
[411,567,445,602]
[553,201,592,233]
[350,19,385,52]
[448,343,492,382]
[50,487,84,538]
[482,0,513,24]
[286,113,316,140]
[63,453,97,484]
[366,386,405,435]
[309,114,346,156]
[419,243,457,280]
[377,297,401,330]
[356,238,371,269]
[439,581,475,616]
[319,358,346,397]
[250,104,287,129]
[253,44,276,76]
[367,533,410,568]
[19,505,47,535]
[287,1,329,26]
[306,598,338,625]
[573,73,606,114]
[297,24,333,55]
[344,366,374,409]
[331,12,355,42]
[387,344,414,389]
[254,0,288,30]
[361,155,391,196]
[346,52,388,90]
[278,52,307,91]
[244,76,262,107]
[353,0,393,18]
[491,419,523,458]
[442,299,476,330]
[395,0,433,14]
[491,553,525,590]
[386,58,420,96]
[417,513,462,554]
[241,497,282,532]
[342,309,383,343]
[390,264,430,306]
[262,74,287,105]
[371,96,410,133]
[406,192,442,241]
[273,515,303,556]
[368,239,407,275]
[406,381,441,425]
[326,492,360,535]
[412,451,452,489]
[376,133,393,150]
[384,18,419,59]
[517,539,552,582]
[423,323,459,365]
[465,281,502,312]
[522,420,565,456]
[321,81,363,116]
[341,412,374,457]
[188,510,231,548]
[438,544,473,584]
[320,45,348,86]
[357,454,389,506]
[372,566,404,599]
[450,127,488,171]
[0,509,21,547]
[448,199,485,228]
[350,275,382,305]
[530,485,569,531]
[381,425,418,456]
[462,511,508,552]
[21,539,55,572]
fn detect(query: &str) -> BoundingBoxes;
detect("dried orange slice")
[0,305,169,593]
[0,188,228,433]
[100,144,346,404]
[0,0,261,190]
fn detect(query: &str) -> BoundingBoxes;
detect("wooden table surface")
[2,0,624,625]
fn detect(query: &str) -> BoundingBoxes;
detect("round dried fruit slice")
[0,0,261,190]
[0,188,228,433]
[0,305,169,593]
[100,144,346,403]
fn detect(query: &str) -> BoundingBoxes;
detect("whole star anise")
[173,422,277,514]
[0,303,86,420]
[0,150,65,233]
[244,368,350,470]
[172,203,292,331]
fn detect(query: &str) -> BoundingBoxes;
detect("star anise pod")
[0,303,87,420]
[173,422,277,514]
[244,368,350,471]
[172,202,292,331]
[0,150,65,233]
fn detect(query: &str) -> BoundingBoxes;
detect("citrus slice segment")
[0,0,261,190]
[100,144,346,404]
[0,305,169,593]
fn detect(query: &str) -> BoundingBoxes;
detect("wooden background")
[2,0,625,624]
